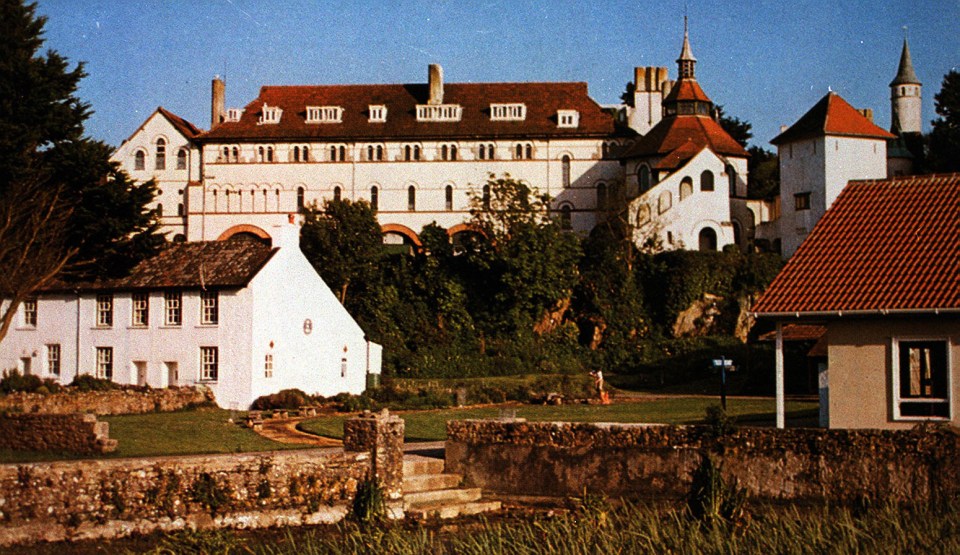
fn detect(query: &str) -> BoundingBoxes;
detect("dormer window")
[258,104,282,125]
[306,106,343,124]
[557,110,579,128]
[416,104,462,122]
[368,105,387,122]
[490,103,526,121]
[225,108,243,122]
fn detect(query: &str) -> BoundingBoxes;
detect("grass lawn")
[0,408,307,464]
[299,397,819,442]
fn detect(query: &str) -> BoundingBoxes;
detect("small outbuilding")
[752,173,960,429]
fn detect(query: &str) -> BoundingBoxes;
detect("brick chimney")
[428,64,444,105]
[211,76,226,129]
[858,108,874,123]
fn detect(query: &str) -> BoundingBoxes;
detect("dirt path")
[255,416,342,447]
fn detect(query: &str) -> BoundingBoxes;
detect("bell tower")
[890,36,922,134]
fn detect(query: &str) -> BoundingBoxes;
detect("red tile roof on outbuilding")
[770,92,896,145]
[43,240,277,293]
[201,82,621,142]
[620,113,749,162]
[752,174,960,316]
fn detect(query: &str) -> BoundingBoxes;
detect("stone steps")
[402,454,501,520]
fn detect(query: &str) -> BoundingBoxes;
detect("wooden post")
[775,321,785,429]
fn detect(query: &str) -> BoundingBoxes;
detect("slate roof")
[771,92,896,145]
[752,174,960,316]
[43,240,277,293]
[890,39,921,86]
[201,82,622,142]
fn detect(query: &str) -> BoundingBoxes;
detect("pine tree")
[928,70,960,173]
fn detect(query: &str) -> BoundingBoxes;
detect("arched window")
[375,145,383,160]
[221,146,229,162]
[658,191,672,214]
[413,145,421,160]
[596,182,607,210]
[237,190,244,212]
[302,146,310,161]
[445,185,454,211]
[636,203,651,225]
[134,150,145,170]
[333,186,342,202]
[407,186,416,211]
[294,146,301,162]
[638,165,651,193]
[176,148,188,170]
[561,155,571,188]
[212,190,218,212]
[155,203,163,217]
[225,189,232,212]
[559,204,572,230]
[367,145,374,161]
[297,187,305,212]
[698,228,718,252]
[258,146,265,163]
[231,146,239,163]
[330,145,337,161]
[525,144,532,159]
[404,145,412,161]
[370,186,379,211]
[479,144,487,160]
[267,146,274,163]
[680,177,693,200]
[155,138,166,170]
[482,184,491,210]
[732,221,742,247]
[726,165,737,197]
[515,144,523,159]
[700,170,715,192]
[450,145,458,160]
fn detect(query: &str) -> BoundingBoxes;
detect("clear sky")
[34,0,959,150]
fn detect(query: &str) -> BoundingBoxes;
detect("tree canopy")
[927,69,960,173]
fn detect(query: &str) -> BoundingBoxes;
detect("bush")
[331,392,378,413]
[251,389,311,411]
[367,383,453,410]
[70,374,118,392]
[0,369,44,394]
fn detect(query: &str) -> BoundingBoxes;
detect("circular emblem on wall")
[303,319,313,335]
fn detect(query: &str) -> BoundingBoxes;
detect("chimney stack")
[858,108,874,123]
[428,64,444,105]
[211,76,226,129]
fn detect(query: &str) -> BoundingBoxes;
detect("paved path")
[256,416,342,447]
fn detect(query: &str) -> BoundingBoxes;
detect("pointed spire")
[677,16,697,79]
[890,37,920,86]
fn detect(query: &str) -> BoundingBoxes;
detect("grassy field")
[299,397,819,442]
[0,408,306,464]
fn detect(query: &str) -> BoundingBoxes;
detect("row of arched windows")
[134,139,188,171]
[637,164,739,196]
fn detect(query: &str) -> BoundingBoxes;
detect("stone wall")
[342,409,405,500]
[446,420,960,504]
[0,386,215,415]
[0,412,405,546]
[0,413,117,454]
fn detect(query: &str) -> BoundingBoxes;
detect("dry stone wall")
[343,409,404,499]
[446,420,960,504]
[0,413,116,454]
[0,386,215,415]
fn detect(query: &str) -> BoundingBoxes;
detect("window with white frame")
[478,143,496,160]
[155,138,166,170]
[47,344,60,376]
[96,346,113,380]
[134,150,146,170]
[490,103,526,121]
[440,144,458,161]
[258,104,282,124]
[176,148,188,170]
[893,338,951,419]
[131,292,149,327]
[306,106,343,123]
[96,294,113,327]
[164,291,182,326]
[22,298,37,327]
[264,353,274,378]
[416,104,462,122]
[200,290,218,325]
[403,144,421,161]
[329,144,347,162]
[341,357,348,378]
[368,105,387,122]
[200,346,218,381]
[557,110,579,128]
[225,108,243,122]
[514,143,533,160]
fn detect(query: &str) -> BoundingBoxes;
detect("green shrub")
[351,475,386,525]
[0,369,43,394]
[70,374,117,392]
[251,388,311,410]
[332,392,379,413]
[687,453,747,526]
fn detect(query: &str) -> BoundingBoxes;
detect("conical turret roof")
[890,38,920,86]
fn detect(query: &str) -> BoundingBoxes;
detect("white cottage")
[0,224,381,409]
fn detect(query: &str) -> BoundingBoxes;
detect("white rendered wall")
[0,295,78,379]
[891,83,922,134]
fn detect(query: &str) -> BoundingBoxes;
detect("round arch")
[217,224,272,242]
[380,223,422,247]
[447,223,485,239]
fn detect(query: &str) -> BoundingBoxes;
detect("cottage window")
[164,291,182,326]
[794,192,811,211]
[155,138,166,170]
[22,298,37,327]
[131,293,149,327]
[96,294,113,327]
[200,346,219,382]
[47,344,60,376]
[96,347,113,380]
[200,290,218,325]
[176,148,188,170]
[265,353,274,378]
[134,150,146,170]
[893,339,951,419]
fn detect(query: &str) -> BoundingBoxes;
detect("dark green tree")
[927,70,960,173]
[715,105,753,148]
[746,146,779,200]
[0,0,162,343]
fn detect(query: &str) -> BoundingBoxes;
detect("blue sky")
[35,0,959,150]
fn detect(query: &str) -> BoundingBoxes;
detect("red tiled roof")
[201,82,620,141]
[770,92,896,145]
[662,79,712,104]
[753,174,960,315]
[620,113,749,162]
[157,107,204,139]
[43,240,277,293]
[758,324,827,342]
